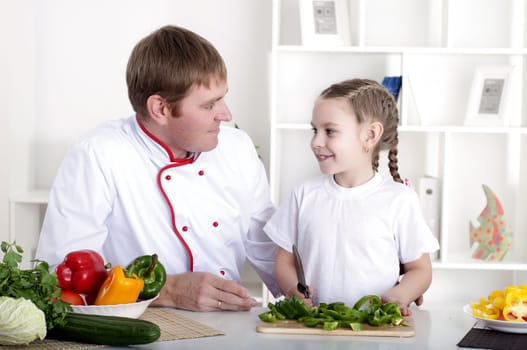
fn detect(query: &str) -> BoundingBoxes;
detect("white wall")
[32,0,272,187]
[0,0,272,242]
[1,0,37,243]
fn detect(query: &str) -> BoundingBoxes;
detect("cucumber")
[46,312,161,346]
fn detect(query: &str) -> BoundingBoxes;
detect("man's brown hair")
[126,25,227,121]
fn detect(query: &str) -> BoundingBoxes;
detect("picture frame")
[299,0,350,47]
[465,65,513,127]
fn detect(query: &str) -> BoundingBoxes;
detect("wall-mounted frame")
[465,66,513,127]
[299,0,350,46]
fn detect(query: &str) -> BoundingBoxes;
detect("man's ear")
[146,95,171,126]
[362,121,384,147]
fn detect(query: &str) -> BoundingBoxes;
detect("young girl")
[264,79,439,316]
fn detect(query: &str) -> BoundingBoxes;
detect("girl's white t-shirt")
[264,173,440,306]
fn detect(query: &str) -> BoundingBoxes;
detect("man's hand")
[151,271,257,311]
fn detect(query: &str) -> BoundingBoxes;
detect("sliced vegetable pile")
[259,295,404,331]
[471,285,527,321]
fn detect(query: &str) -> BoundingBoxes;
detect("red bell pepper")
[56,250,108,295]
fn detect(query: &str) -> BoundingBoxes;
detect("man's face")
[163,78,232,155]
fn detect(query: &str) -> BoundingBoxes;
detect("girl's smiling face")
[310,97,375,188]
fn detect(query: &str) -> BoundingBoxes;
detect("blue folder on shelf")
[381,76,402,101]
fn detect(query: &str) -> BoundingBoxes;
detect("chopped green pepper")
[353,295,382,312]
[258,295,404,330]
[381,302,402,317]
[349,322,362,331]
[303,317,322,327]
[368,308,392,326]
[258,311,276,323]
[126,254,167,299]
[323,321,339,331]
[268,303,286,320]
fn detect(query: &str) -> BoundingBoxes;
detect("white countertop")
[87,302,481,350]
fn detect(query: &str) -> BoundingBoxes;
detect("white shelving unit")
[8,190,49,268]
[270,0,527,302]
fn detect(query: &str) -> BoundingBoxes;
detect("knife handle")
[297,282,310,299]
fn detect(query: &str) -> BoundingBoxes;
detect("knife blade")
[292,244,310,299]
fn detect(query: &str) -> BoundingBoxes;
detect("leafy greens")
[0,241,71,330]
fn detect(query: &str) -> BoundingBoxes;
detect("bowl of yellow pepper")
[71,254,167,318]
[465,284,527,333]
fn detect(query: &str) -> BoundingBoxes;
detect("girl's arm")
[382,253,432,316]
[274,247,313,306]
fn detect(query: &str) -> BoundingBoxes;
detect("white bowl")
[71,295,158,318]
[463,304,527,334]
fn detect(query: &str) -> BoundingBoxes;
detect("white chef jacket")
[264,173,439,306]
[36,116,279,296]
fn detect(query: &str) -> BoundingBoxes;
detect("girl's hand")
[381,293,411,316]
[285,285,314,307]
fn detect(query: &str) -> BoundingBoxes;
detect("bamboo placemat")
[2,307,224,349]
[142,307,224,341]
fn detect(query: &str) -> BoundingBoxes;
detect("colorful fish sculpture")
[469,185,513,262]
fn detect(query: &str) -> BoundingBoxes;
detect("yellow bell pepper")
[470,296,501,320]
[503,288,527,322]
[94,265,144,305]
[471,285,527,322]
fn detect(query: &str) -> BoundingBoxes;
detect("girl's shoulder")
[377,176,419,199]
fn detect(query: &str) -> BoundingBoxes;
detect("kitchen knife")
[292,244,310,299]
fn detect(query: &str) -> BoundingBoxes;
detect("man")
[36,25,278,311]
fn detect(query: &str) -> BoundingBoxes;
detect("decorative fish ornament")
[469,184,513,262]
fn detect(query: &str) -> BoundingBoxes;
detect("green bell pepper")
[127,253,167,299]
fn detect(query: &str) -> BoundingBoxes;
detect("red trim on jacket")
[157,165,194,272]
[137,118,188,163]
[137,117,195,271]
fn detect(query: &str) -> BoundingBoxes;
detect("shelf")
[9,189,50,204]
[433,261,527,271]
[277,45,527,55]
